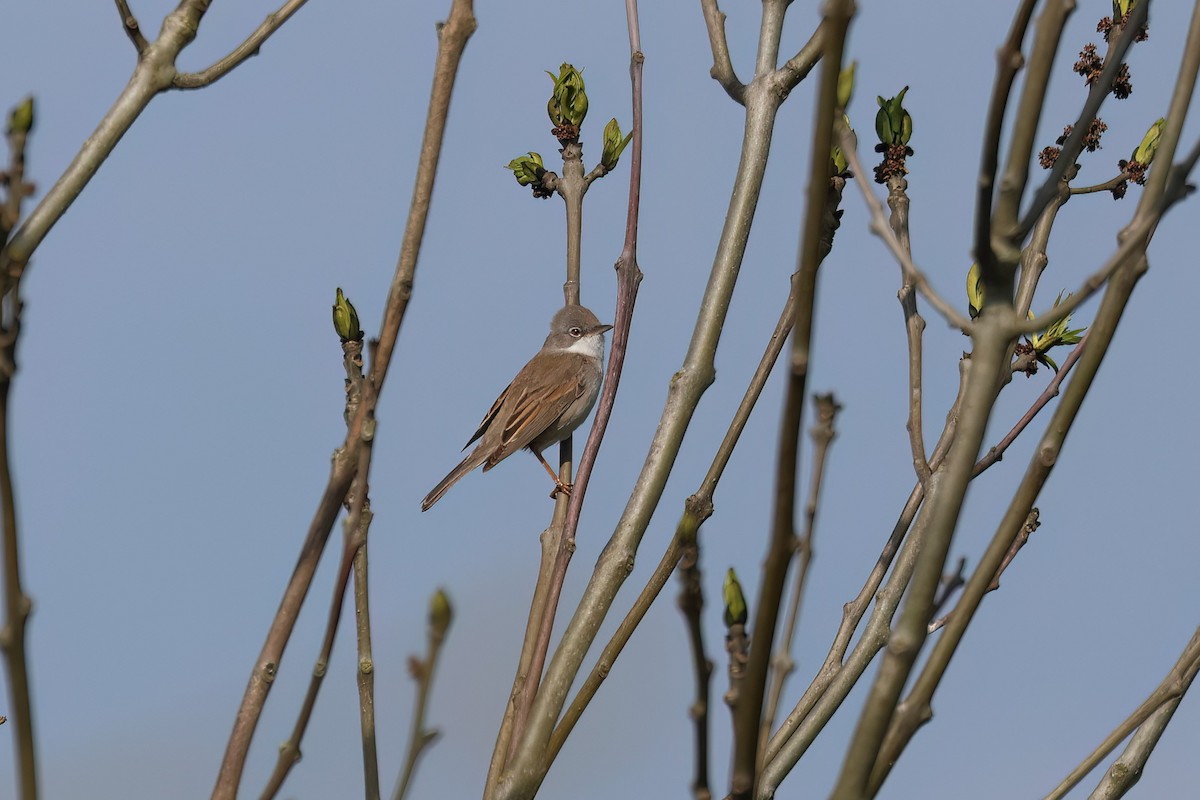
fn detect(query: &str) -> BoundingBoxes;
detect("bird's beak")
[594,323,614,335]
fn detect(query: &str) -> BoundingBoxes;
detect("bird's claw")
[549,481,574,499]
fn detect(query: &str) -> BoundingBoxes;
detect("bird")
[420,304,613,511]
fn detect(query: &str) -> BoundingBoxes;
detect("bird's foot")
[549,480,574,499]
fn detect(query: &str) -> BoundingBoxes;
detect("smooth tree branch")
[214,2,476,794]
[1086,636,1200,800]
[926,508,1040,634]
[888,175,930,483]
[991,0,1077,249]
[1046,627,1200,800]
[0,102,37,800]
[760,362,970,794]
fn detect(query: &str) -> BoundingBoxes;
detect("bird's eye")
[570,326,582,336]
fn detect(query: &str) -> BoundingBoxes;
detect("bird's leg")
[532,449,572,499]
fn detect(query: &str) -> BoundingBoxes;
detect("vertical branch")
[760,394,841,746]
[0,102,36,800]
[678,541,713,800]
[729,4,852,798]
[0,286,34,800]
[888,176,929,483]
[353,539,380,800]
[215,3,476,795]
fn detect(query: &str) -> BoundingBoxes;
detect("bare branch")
[973,0,1038,274]
[774,23,825,95]
[113,0,149,54]
[678,542,714,800]
[700,0,746,103]
[172,0,312,90]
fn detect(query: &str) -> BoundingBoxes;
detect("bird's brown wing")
[462,380,513,450]
[485,353,586,467]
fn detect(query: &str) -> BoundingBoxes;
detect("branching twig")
[173,0,313,90]
[700,0,745,103]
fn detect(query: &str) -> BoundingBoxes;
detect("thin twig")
[992,0,1077,249]
[929,557,967,621]
[927,509,1039,634]
[173,0,313,90]
[973,335,1087,477]
[392,592,452,800]
[353,538,381,800]
[760,395,841,746]
[113,0,149,54]
[1045,627,1200,800]
[0,288,34,800]
[678,542,714,800]
[760,359,969,784]
[700,0,745,103]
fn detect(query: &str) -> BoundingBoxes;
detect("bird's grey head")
[545,304,613,356]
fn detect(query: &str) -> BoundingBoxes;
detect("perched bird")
[421,304,613,511]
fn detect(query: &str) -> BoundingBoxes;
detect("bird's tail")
[421,448,488,511]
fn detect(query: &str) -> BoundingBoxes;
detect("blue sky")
[1,2,1198,798]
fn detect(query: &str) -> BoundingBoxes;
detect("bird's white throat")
[562,334,605,360]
